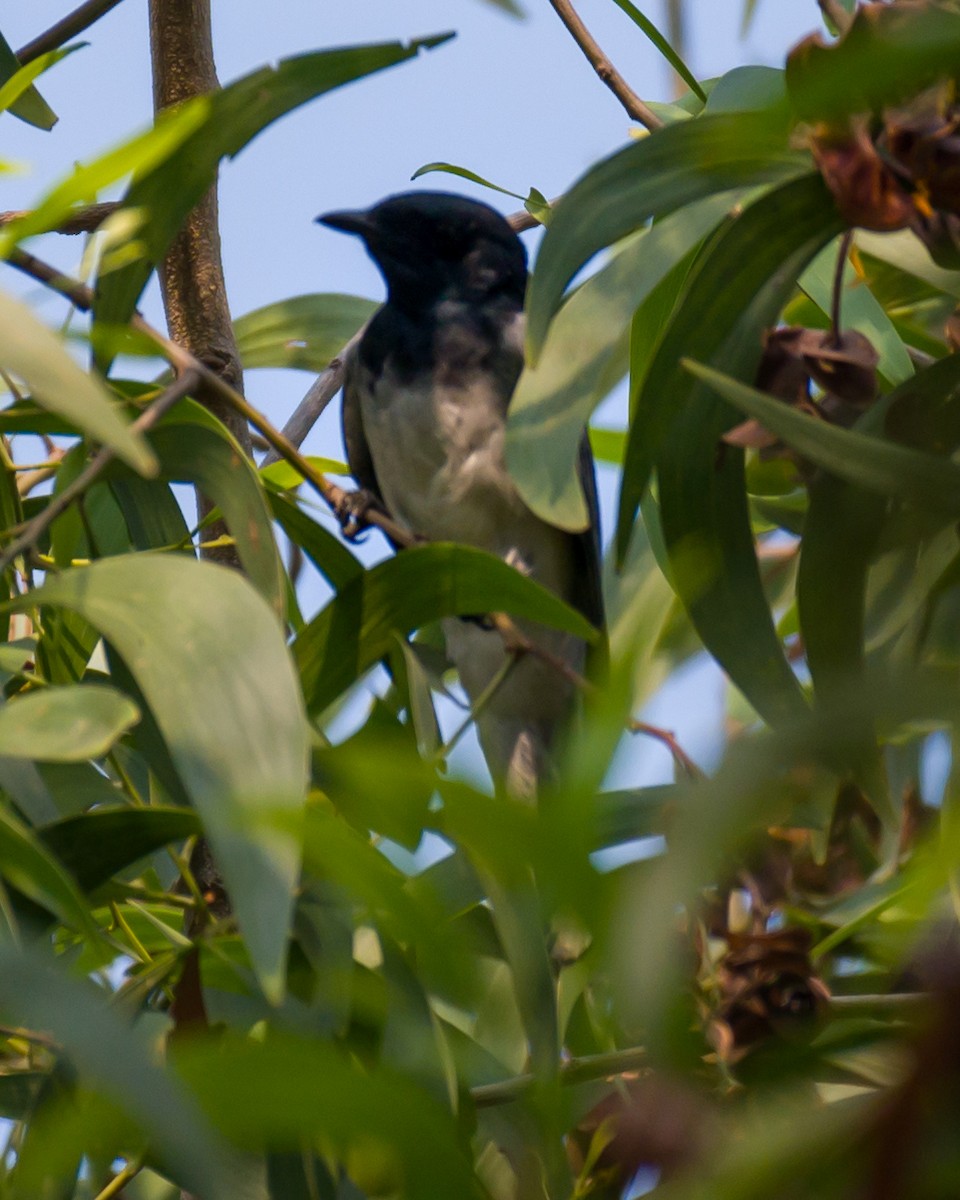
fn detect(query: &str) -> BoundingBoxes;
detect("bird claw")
[335,488,383,542]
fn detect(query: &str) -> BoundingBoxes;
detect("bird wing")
[341,338,385,504]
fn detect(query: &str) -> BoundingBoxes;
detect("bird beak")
[316,208,375,238]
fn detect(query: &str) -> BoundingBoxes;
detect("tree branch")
[5,248,600,693]
[149,0,249,571]
[0,202,119,236]
[16,0,127,64]
[547,0,663,131]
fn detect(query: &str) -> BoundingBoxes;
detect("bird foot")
[335,488,385,542]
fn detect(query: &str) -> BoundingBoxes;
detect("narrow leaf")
[235,294,376,373]
[608,0,705,99]
[294,543,597,716]
[506,192,739,530]
[683,360,960,517]
[0,684,138,762]
[527,112,808,358]
[0,291,156,475]
[3,556,309,1001]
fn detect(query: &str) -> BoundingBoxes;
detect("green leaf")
[786,2,960,121]
[235,294,377,373]
[0,684,139,762]
[0,291,156,475]
[799,237,914,386]
[294,543,597,716]
[703,65,786,114]
[797,352,960,710]
[855,230,960,301]
[3,556,309,1001]
[0,101,208,251]
[608,0,705,99]
[526,112,808,358]
[0,31,59,130]
[0,948,244,1200]
[94,34,454,349]
[109,475,191,551]
[0,43,84,126]
[175,1031,484,1200]
[146,400,285,619]
[267,493,363,591]
[636,174,844,727]
[40,806,200,892]
[411,161,525,199]
[682,361,960,518]
[505,192,739,530]
[0,803,98,936]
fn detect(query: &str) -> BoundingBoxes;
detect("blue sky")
[3,0,827,786]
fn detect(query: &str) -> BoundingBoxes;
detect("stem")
[91,1154,143,1200]
[547,0,663,130]
[472,1045,649,1108]
[16,0,127,63]
[432,649,523,762]
[628,720,703,780]
[830,228,854,346]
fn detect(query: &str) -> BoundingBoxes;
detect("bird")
[318,191,604,798]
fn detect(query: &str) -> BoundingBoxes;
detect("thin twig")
[0,202,119,236]
[17,0,127,64]
[4,249,601,694]
[628,719,704,779]
[547,0,663,130]
[472,1045,648,1108]
[0,368,200,574]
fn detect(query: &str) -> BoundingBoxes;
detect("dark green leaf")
[94,34,454,349]
[608,0,705,100]
[526,112,808,357]
[145,401,285,618]
[235,294,377,373]
[625,175,843,726]
[294,543,597,716]
[506,192,739,530]
[0,31,63,129]
[40,806,198,891]
[683,360,960,518]
[175,1031,484,1200]
[3,556,309,1001]
[267,493,363,591]
[0,948,243,1200]
[0,802,98,936]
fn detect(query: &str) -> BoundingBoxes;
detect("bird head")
[317,191,527,314]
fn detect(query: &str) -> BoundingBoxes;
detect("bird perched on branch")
[319,191,603,798]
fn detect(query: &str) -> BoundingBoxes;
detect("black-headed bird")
[319,192,603,797]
